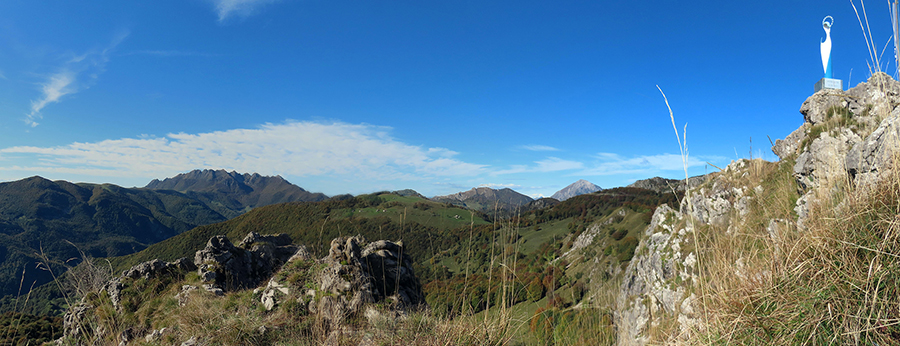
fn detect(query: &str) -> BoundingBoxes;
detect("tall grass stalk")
[852,0,884,74]
[657,85,709,340]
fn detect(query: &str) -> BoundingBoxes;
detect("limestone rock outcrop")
[59,231,426,345]
[615,159,759,344]
[777,73,900,228]
[616,73,900,346]
[305,236,426,329]
[194,232,299,291]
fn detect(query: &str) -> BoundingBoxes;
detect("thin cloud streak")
[493,157,584,175]
[26,72,74,127]
[25,31,128,127]
[576,153,720,176]
[521,144,560,152]
[491,152,722,178]
[0,121,488,181]
[211,0,279,22]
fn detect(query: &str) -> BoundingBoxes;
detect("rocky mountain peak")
[551,179,601,201]
[146,169,292,193]
[145,169,327,218]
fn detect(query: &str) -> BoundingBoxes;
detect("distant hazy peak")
[551,179,601,201]
[433,186,532,203]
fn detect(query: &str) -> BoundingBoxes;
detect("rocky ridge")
[614,160,753,344]
[614,73,900,345]
[58,232,425,345]
[775,72,900,228]
[146,169,328,218]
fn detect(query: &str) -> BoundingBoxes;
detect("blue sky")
[0,1,892,197]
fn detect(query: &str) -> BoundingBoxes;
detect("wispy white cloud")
[0,121,488,181]
[26,72,75,127]
[0,70,6,80]
[493,157,584,175]
[210,0,279,22]
[25,31,128,127]
[520,144,560,152]
[576,152,719,176]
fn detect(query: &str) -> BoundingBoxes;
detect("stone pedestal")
[815,78,843,92]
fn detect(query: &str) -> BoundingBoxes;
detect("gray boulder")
[307,236,426,330]
[846,109,900,187]
[194,232,298,291]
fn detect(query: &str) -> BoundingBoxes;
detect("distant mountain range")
[550,179,601,201]
[431,187,533,215]
[0,176,228,305]
[0,170,329,312]
[428,181,604,215]
[146,169,328,219]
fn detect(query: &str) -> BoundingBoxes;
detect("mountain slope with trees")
[431,187,533,216]
[0,176,228,310]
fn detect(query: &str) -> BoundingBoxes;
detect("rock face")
[777,73,900,182]
[59,232,425,345]
[308,236,426,329]
[774,73,900,228]
[615,74,900,345]
[615,204,697,345]
[194,232,299,291]
[360,239,425,307]
[106,257,197,309]
[550,179,601,201]
[615,159,758,344]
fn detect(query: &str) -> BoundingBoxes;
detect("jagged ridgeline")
[46,186,678,344]
[145,169,328,219]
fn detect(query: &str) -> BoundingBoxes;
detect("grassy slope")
[109,192,490,272]
[56,187,676,345]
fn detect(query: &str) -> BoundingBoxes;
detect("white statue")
[821,16,833,78]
